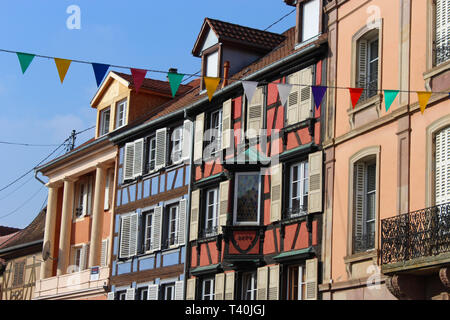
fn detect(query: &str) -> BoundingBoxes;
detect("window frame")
[115,99,127,129]
[161,283,175,300]
[289,161,309,217]
[204,187,219,237]
[201,277,215,300]
[241,271,257,300]
[164,203,179,248]
[295,0,324,46]
[233,172,262,226]
[146,135,157,173]
[206,108,223,159]
[143,210,154,253]
[170,125,183,165]
[99,107,111,136]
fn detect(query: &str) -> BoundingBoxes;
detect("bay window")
[233,172,261,225]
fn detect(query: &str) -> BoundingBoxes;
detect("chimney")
[168,68,178,74]
[222,61,230,89]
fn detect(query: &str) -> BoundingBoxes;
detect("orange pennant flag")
[54,58,72,83]
[204,77,221,101]
[417,91,432,114]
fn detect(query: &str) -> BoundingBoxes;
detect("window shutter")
[186,278,196,300]
[268,265,280,300]
[107,292,115,300]
[270,164,282,222]
[155,128,167,170]
[308,151,323,213]
[224,272,235,300]
[358,39,368,89]
[125,288,135,300]
[133,138,144,178]
[80,244,89,270]
[354,162,366,245]
[123,142,135,181]
[436,0,450,64]
[182,120,193,161]
[119,215,131,258]
[436,127,450,205]
[218,180,229,234]
[87,177,93,215]
[190,190,200,241]
[178,199,187,245]
[247,87,263,139]
[129,212,139,257]
[100,239,109,267]
[286,72,300,125]
[147,284,159,300]
[82,181,88,216]
[257,266,268,300]
[222,99,232,150]
[152,206,163,251]
[305,258,318,300]
[299,67,313,122]
[174,280,184,300]
[194,113,205,163]
[104,171,110,210]
[214,273,225,300]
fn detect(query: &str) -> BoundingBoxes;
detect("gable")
[200,28,219,53]
[95,78,130,111]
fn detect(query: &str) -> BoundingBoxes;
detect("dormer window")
[205,51,219,78]
[99,107,110,136]
[287,0,323,46]
[115,99,127,129]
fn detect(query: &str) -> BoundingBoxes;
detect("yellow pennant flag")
[417,91,432,114]
[54,58,72,83]
[204,77,221,101]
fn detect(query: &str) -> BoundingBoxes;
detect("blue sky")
[0,1,295,228]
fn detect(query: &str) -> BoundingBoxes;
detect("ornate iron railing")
[434,40,450,66]
[381,203,450,265]
[353,232,376,253]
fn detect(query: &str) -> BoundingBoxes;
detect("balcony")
[222,225,266,265]
[381,203,450,274]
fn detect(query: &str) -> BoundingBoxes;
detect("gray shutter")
[177,199,187,245]
[100,239,108,267]
[354,162,366,247]
[123,143,135,181]
[152,206,162,251]
[190,190,200,241]
[194,113,205,163]
[298,67,313,122]
[358,39,368,89]
[214,273,225,300]
[257,266,268,300]
[268,265,280,300]
[186,278,196,300]
[174,280,184,300]
[222,99,232,150]
[133,138,144,178]
[247,87,263,139]
[129,213,139,257]
[125,288,135,300]
[435,127,450,205]
[155,128,167,170]
[119,215,131,258]
[182,120,193,161]
[148,284,159,300]
[218,181,229,234]
[224,272,235,300]
[308,151,323,213]
[305,258,318,300]
[107,292,115,300]
[270,164,282,222]
[286,72,300,125]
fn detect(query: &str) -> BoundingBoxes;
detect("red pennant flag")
[349,88,364,109]
[130,68,147,93]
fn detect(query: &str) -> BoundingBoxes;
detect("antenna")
[65,130,77,153]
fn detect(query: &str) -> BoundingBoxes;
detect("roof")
[0,225,21,237]
[0,232,20,249]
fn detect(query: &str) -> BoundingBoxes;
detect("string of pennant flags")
[5,49,450,115]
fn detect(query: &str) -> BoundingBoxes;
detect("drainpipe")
[34,170,46,185]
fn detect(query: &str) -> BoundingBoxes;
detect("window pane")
[301,0,320,41]
[236,174,259,223]
[206,51,219,77]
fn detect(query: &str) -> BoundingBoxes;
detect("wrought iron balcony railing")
[434,40,450,66]
[381,203,450,265]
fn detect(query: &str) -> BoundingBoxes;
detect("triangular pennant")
[204,77,221,101]
[16,52,35,74]
[54,58,72,84]
[242,81,258,103]
[167,72,184,97]
[384,90,399,112]
[92,63,110,87]
[417,91,432,114]
[277,83,293,107]
[130,68,147,93]
[312,86,327,110]
[349,88,364,108]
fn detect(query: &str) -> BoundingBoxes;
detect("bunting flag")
[384,90,399,112]
[167,72,184,97]
[277,83,293,107]
[242,81,258,103]
[312,86,327,110]
[349,88,364,108]
[54,58,72,84]
[417,91,432,114]
[92,63,110,87]
[204,76,220,101]
[16,52,35,74]
[130,68,147,93]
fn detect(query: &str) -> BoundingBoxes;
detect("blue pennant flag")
[92,63,110,87]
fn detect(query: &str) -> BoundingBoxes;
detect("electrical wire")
[0,141,62,147]
[0,185,46,219]
[264,8,296,31]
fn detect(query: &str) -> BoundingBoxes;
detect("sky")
[0,1,296,229]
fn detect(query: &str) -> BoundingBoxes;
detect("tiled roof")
[0,226,21,237]
[0,232,20,249]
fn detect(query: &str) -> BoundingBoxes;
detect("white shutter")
[100,239,109,267]
[82,181,88,216]
[270,164,282,222]
[299,67,313,122]
[148,284,159,300]
[218,181,229,234]
[129,213,139,257]
[287,72,300,125]
[133,138,144,178]
[214,273,225,300]
[436,0,450,65]
[358,39,368,89]
[435,127,450,205]
[182,120,193,161]
[123,143,135,181]
[190,190,200,241]
[119,215,131,258]
[80,244,89,270]
[222,99,232,150]
[155,128,167,170]
[224,272,235,300]
[268,265,280,300]
[354,162,365,245]
[178,199,187,245]
[152,206,163,251]
[107,292,115,300]
[104,171,110,210]
[125,288,135,300]
[194,113,205,163]
[308,151,323,213]
[305,258,318,300]
[174,280,184,300]
[186,278,196,300]
[247,87,263,139]
[257,266,268,300]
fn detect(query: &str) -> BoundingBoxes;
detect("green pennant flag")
[16,52,35,74]
[384,90,399,112]
[167,72,184,97]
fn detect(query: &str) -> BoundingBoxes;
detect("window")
[138,287,148,300]
[206,51,219,77]
[165,204,179,247]
[119,213,139,259]
[147,136,156,172]
[99,107,110,136]
[435,0,450,65]
[74,177,92,218]
[73,247,82,272]
[207,109,223,159]
[287,265,306,300]
[12,261,25,286]
[115,99,127,129]
[301,0,320,43]
[117,291,127,300]
[357,32,379,101]
[289,161,308,217]
[233,172,261,225]
[204,188,219,237]
[171,126,183,164]
[435,126,450,205]
[144,210,154,252]
[202,278,215,300]
[161,283,175,300]
[242,272,257,300]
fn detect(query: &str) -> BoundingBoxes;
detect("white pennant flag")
[242,81,258,103]
[277,83,293,107]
